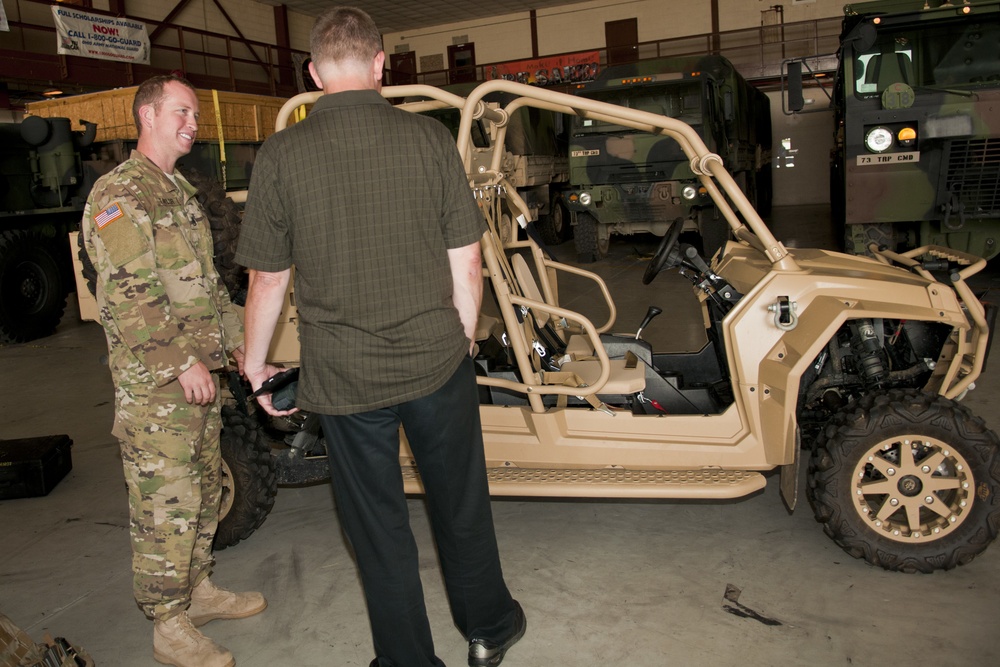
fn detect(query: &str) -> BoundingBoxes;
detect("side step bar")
[402,466,766,499]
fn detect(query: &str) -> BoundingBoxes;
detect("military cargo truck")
[563,55,771,261]
[794,0,1000,258]
[0,88,285,344]
[0,116,111,343]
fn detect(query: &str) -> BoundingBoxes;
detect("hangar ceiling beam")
[210,0,273,83]
[148,0,196,43]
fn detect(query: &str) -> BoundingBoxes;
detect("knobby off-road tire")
[807,389,1000,572]
[215,405,277,550]
[0,229,68,344]
[573,211,607,263]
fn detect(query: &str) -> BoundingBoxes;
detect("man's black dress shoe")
[468,600,526,667]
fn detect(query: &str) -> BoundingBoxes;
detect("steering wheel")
[642,219,683,285]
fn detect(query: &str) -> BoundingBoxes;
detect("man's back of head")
[309,7,384,90]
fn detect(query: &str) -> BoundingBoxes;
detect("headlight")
[682,185,698,200]
[864,126,893,153]
[579,192,592,206]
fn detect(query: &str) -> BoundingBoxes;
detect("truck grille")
[945,139,1000,218]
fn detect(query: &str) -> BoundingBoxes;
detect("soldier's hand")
[177,362,216,405]
[231,345,246,377]
[246,364,299,417]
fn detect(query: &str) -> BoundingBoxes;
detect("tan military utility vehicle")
[77,81,1000,572]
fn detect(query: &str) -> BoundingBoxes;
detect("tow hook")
[768,296,798,331]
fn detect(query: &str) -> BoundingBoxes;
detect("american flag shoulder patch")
[95,202,125,229]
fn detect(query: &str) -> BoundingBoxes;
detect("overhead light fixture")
[42,88,63,97]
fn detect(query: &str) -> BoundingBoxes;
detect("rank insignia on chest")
[95,202,124,229]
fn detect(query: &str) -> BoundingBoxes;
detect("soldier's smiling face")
[149,81,200,161]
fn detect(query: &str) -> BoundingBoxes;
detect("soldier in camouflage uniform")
[82,75,265,667]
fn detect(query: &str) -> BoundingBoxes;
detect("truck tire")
[574,212,607,263]
[807,389,1000,573]
[536,194,571,246]
[215,405,277,550]
[0,229,67,344]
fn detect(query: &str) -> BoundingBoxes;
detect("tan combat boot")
[187,577,267,627]
[153,612,235,667]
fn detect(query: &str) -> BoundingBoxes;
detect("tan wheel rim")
[851,435,974,543]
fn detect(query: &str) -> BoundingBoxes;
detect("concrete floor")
[2,205,999,666]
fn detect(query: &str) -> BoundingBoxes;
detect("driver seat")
[509,253,645,397]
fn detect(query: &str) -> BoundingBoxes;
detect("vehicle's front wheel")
[536,194,571,246]
[573,212,607,263]
[807,390,1000,572]
[215,405,278,550]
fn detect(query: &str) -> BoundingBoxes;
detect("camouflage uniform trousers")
[114,375,222,621]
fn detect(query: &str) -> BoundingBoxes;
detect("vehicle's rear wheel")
[215,405,277,550]
[807,390,1000,572]
[0,229,67,344]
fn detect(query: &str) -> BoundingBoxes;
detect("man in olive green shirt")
[236,7,525,667]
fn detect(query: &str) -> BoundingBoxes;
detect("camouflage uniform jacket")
[82,150,243,396]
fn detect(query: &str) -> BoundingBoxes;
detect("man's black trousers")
[319,357,518,667]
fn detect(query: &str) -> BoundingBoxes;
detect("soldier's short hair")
[132,75,196,135]
[310,6,383,69]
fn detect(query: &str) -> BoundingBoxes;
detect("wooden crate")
[26,87,288,143]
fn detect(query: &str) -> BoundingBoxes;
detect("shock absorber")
[851,318,886,385]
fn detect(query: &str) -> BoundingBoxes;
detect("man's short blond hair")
[132,75,196,135]
[310,6,383,69]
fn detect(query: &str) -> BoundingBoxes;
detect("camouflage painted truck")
[562,54,771,261]
[790,0,1000,258]
[0,88,283,344]
[0,115,107,343]
[220,80,999,572]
